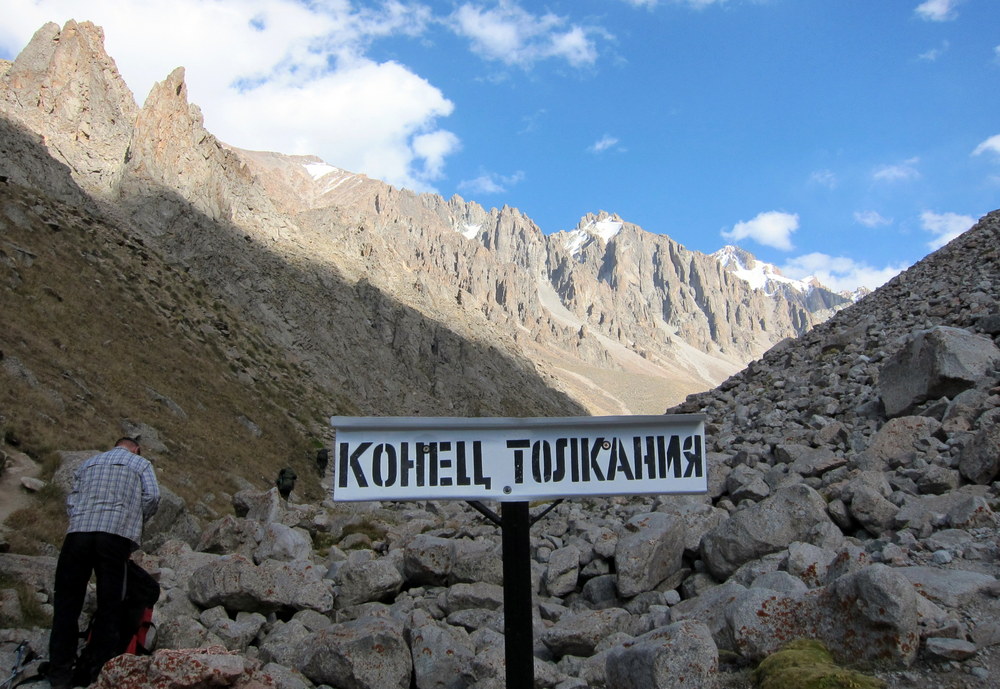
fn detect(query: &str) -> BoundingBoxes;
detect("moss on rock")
[755,639,886,689]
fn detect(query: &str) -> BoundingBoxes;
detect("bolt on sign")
[330,414,707,502]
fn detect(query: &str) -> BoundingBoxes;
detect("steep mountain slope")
[238,147,848,413]
[0,70,587,513]
[672,207,1000,470]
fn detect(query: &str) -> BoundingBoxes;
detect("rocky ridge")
[1,20,849,417]
[712,244,863,306]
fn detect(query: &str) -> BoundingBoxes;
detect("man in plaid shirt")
[47,437,160,689]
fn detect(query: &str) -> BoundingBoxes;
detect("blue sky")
[3,0,998,291]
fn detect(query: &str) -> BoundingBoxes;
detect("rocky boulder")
[605,619,718,689]
[879,326,1000,418]
[614,512,686,598]
[730,564,920,666]
[299,616,411,689]
[958,409,1000,484]
[92,645,274,689]
[187,555,333,614]
[700,484,839,580]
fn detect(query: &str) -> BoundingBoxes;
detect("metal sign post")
[501,501,532,688]
[330,414,707,689]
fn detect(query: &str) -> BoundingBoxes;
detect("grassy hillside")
[1,174,340,509]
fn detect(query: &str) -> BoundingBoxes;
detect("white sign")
[330,415,707,502]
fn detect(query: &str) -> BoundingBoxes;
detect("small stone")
[932,549,953,565]
[924,637,977,661]
[19,476,46,492]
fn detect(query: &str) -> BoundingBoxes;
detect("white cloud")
[854,210,893,228]
[722,211,799,251]
[589,135,621,153]
[449,3,602,68]
[782,253,906,293]
[873,157,921,182]
[808,169,838,189]
[915,0,961,22]
[1,0,458,193]
[459,170,525,195]
[619,0,728,7]
[412,130,462,181]
[920,210,975,250]
[973,134,1000,157]
[918,40,949,62]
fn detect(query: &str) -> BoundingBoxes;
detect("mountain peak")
[713,245,811,294]
[713,245,758,271]
[561,211,624,255]
[1,20,138,196]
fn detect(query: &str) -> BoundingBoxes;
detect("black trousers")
[48,531,133,684]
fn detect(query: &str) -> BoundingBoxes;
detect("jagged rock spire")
[0,20,137,196]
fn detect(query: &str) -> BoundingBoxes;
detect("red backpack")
[72,561,160,685]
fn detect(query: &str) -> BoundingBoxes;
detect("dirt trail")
[0,448,40,527]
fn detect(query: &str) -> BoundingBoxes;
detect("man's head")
[115,437,142,456]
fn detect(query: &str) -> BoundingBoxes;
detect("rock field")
[2,213,1000,688]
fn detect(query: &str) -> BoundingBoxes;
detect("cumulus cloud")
[973,134,1000,157]
[458,170,525,195]
[915,0,961,21]
[412,130,462,181]
[781,253,906,293]
[449,2,602,68]
[873,157,921,182]
[854,210,893,228]
[589,135,621,153]
[722,211,799,251]
[2,0,458,192]
[920,210,975,250]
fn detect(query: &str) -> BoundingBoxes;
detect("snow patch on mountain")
[564,229,590,256]
[303,162,341,180]
[714,245,817,295]
[593,217,623,243]
[458,223,481,239]
[564,214,623,256]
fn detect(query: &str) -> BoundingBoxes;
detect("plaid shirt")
[66,447,160,546]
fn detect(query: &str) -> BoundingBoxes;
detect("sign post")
[330,414,707,689]
[500,501,532,688]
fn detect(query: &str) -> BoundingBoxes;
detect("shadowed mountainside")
[0,114,586,515]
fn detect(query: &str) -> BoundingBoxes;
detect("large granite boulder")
[700,484,837,580]
[605,619,718,689]
[188,554,333,614]
[299,616,411,689]
[730,564,920,666]
[614,512,686,598]
[879,326,1000,418]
